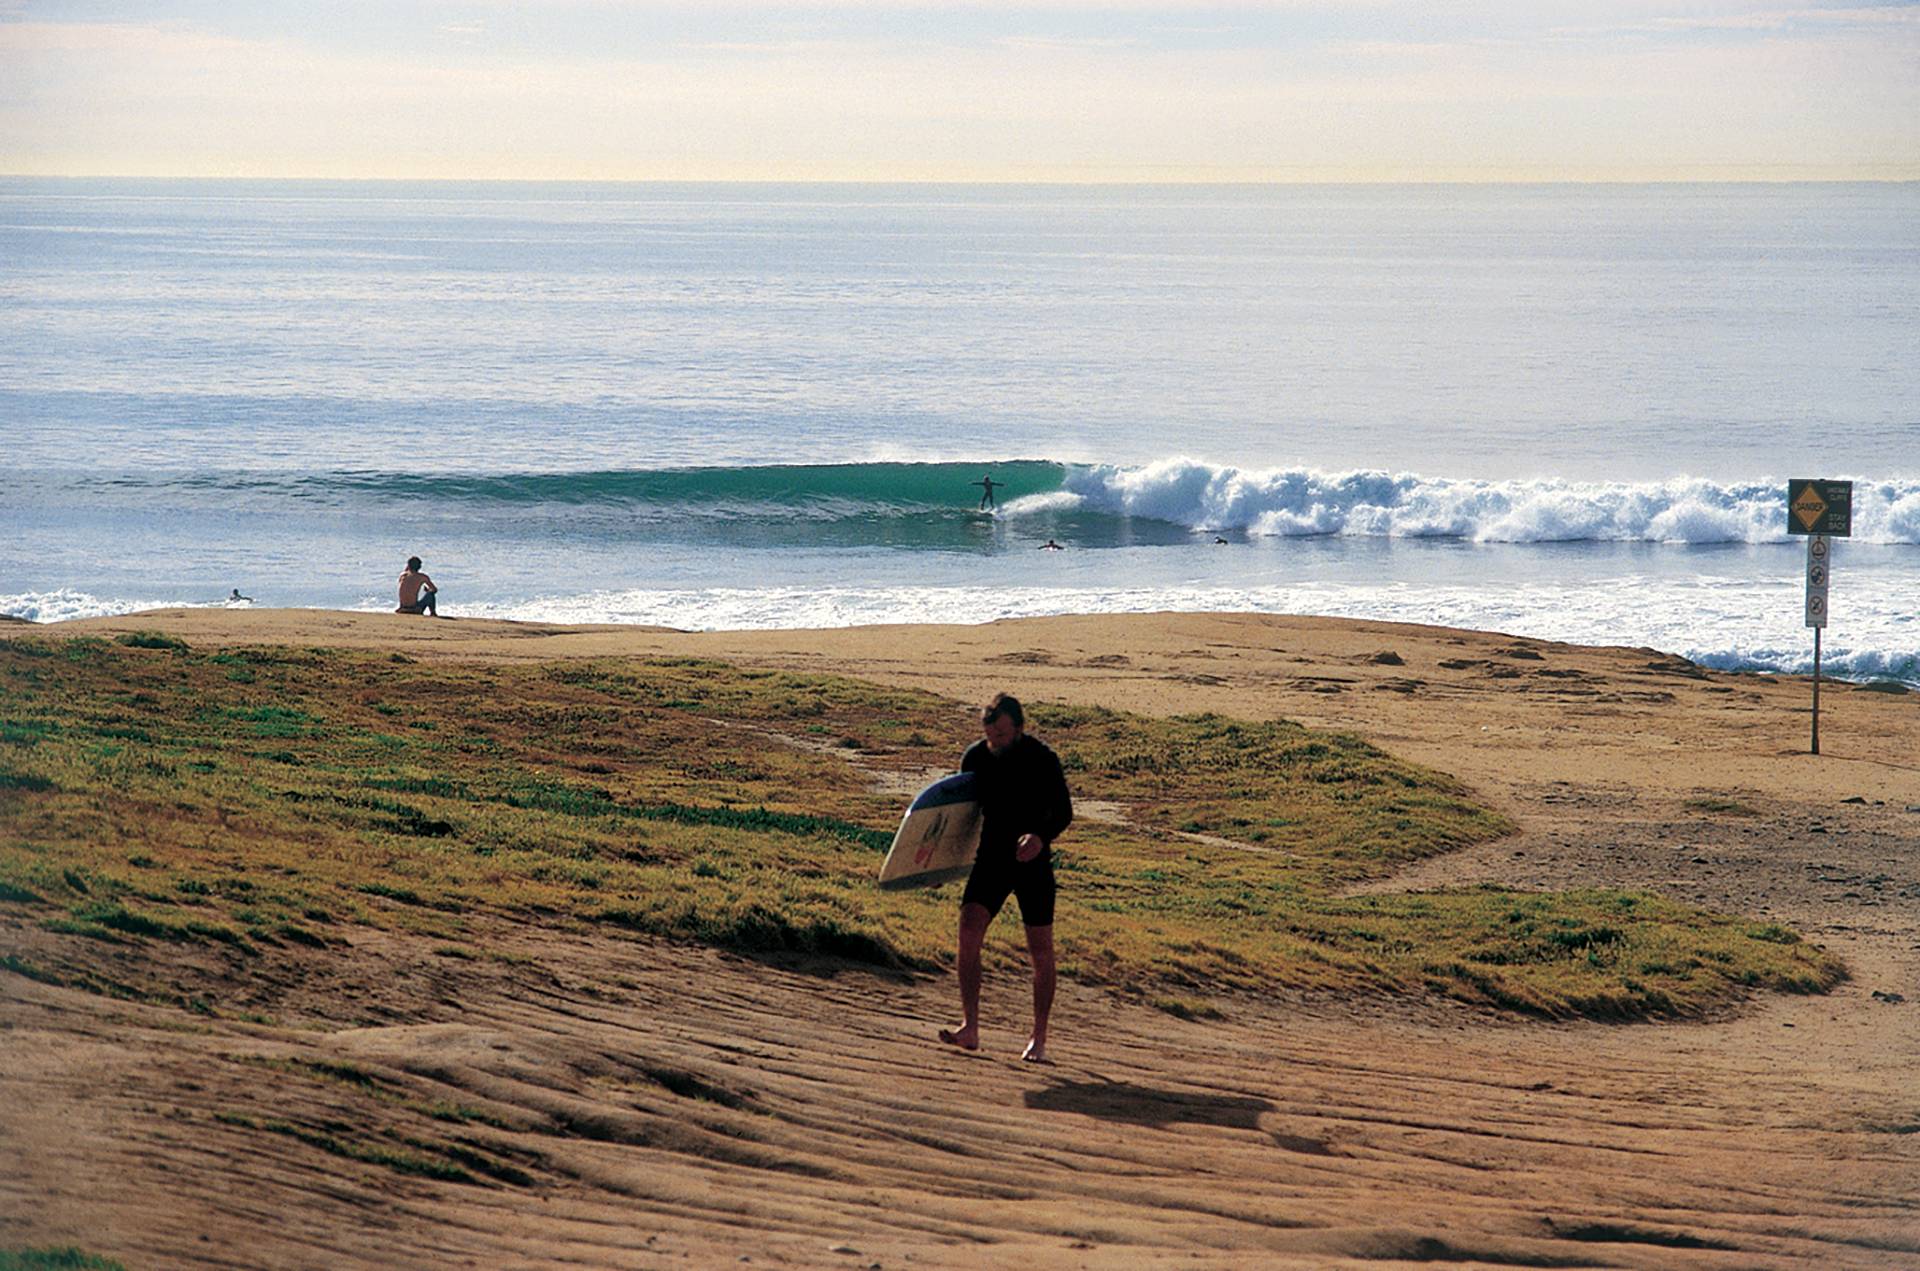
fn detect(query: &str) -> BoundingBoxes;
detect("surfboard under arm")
[877,772,982,891]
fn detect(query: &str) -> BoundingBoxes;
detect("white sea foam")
[12,580,1914,685]
[455,579,1916,684]
[0,589,219,624]
[1002,461,1920,545]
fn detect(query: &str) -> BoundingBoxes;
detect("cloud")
[0,9,1914,179]
[1558,4,1920,37]
[993,34,1150,51]
[0,20,255,56]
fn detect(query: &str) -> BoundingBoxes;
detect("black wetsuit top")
[960,734,1073,865]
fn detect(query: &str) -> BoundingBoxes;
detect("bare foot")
[1021,1038,1049,1064]
[938,1024,979,1051]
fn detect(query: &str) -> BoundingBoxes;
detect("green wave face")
[302,460,1069,517]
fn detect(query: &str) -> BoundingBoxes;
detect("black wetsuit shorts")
[961,852,1055,928]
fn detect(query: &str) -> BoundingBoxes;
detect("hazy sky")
[2,1,1916,180]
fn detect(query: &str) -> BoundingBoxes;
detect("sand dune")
[3,610,1917,1268]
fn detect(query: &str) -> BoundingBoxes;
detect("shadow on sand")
[1024,1078,1273,1130]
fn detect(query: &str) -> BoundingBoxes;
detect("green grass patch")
[216,1113,477,1184]
[1,953,64,986]
[40,916,119,942]
[0,719,60,747]
[289,1058,388,1090]
[0,1250,127,1271]
[367,774,471,800]
[357,882,427,906]
[630,801,891,852]
[412,1100,510,1128]
[115,631,189,651]
[0,638,1844,1020]
[407,1137,534,1186]
[12,956,207,1014]
[219,705,319,739]
[57,901,250,949]
[592,896,921,969]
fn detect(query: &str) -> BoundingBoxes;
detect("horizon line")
[4,170,1918,187]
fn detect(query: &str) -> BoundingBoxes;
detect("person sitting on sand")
[940,693,1073,1063]
[397,556,440,617]
[975,475,1000,510]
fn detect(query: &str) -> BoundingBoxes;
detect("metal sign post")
[1807,534,1828,753]
[1787,480,1852,756]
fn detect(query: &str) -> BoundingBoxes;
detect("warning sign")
[1805,534,1831,628]
[1787,479,1853,536]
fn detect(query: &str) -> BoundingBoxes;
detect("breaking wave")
[48,458,1920,544]
[1004,460,1920,545]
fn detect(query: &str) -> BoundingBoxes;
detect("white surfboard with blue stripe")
[877,772,982,890]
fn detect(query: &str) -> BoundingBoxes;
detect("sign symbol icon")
[1803,533,1832,630]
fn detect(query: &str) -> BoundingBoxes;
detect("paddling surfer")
[939,693,1073,1062]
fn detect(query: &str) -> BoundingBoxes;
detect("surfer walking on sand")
[974,474,999,510]
[940,693,1073,1063]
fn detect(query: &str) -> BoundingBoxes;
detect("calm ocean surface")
[1,179,1915,682]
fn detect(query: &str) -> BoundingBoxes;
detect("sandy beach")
[3,608,1917,1269]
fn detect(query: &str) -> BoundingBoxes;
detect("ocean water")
[1,179,1915,683]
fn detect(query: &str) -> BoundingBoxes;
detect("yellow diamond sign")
[1792,486,1827,532]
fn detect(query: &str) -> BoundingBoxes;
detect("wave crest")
[1004,461,1920,545]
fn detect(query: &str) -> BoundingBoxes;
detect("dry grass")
[0,638,1842,1019]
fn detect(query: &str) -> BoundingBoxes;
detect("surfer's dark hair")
[406,556,422,571]
[982,693,1024,730]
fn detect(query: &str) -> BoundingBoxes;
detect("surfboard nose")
[881,773,982,889]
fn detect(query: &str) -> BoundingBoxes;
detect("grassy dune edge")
[0,1252,128,1271]
[0,635,1842,1020]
